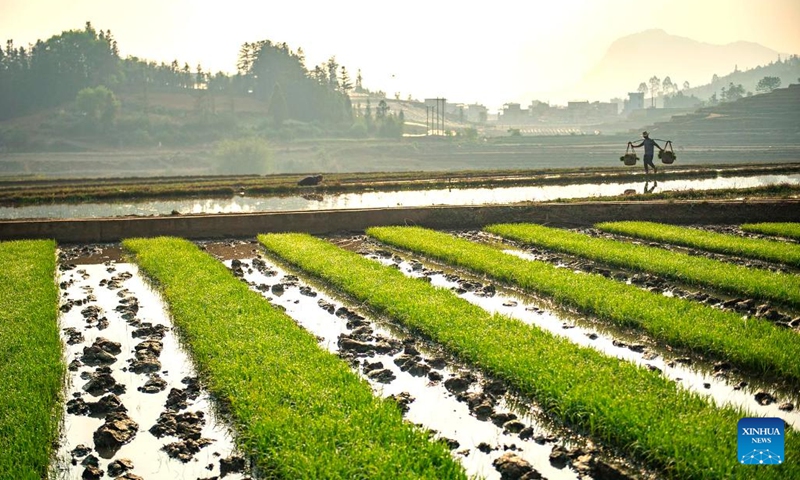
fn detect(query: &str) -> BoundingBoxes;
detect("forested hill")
[0,22,353,124]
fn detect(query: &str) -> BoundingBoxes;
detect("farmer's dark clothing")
[632,137,662,174]
[632,137,661,156]
[643,154,656,173]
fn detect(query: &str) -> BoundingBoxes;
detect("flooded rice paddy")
[54,262,249,479]
[50,227,799,479]
[223,255,609,480]
[4,173,798,219]
[363,245,800,428]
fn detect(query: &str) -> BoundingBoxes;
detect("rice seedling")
[259,231,799,480]
[741,223,800,241]
[487,223,800,309]
[123,237,465,479]
[369,226,800,384]
[0,240,63,479]
[596,221,800,268]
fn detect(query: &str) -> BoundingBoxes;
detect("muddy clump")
[81,337,122,366]
[492,452,543,479]
[82,366,126,396]
[128,339,163,374]
[220,455,247,477]
[162,438,214,462]
[93,412,138,453]
[107,458,134,477]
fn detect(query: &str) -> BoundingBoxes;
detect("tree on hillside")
[722,82,745,102]
[0,22,121,119]
[326,57,339,91]
[376,99,389,119]
[756,76,781,93]
[340,66,352,94]
[648,76,661,107]
[236,40,351,124]
[355,69,364,93]
[683,80,690,91]
[75,85,120,131]
[662,76,675,96]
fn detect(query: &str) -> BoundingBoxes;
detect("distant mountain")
[571,29,785,101]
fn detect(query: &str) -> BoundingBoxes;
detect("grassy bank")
[595,221,800,267]
[369,226,800,384]
[123,237,464,479]
[742,222,800,241]
[0,240,62,479]
[488,223,800,309]
[259,231,798,480]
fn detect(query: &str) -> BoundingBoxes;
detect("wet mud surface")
[54,261,250,480]
[218,248,647,480]
[703,225,800,245]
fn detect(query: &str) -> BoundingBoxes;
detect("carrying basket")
[659,141,676,164]
[620,143,638,166]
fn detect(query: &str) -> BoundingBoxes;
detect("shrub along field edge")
[260,231,799,480]
[123,237,465,479]
[486,223,800,309]
[0,240,63,479]
[595,221,800,268]
[741,222,800,241]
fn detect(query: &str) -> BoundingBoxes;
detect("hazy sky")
[2,0,799,108]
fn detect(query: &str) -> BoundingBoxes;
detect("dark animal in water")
[298,175,323,186]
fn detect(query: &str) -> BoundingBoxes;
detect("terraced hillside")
[644,84,800,144]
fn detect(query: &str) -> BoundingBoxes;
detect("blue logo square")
[738,417,784,465]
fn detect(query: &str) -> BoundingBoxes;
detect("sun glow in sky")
[2,0,799,108]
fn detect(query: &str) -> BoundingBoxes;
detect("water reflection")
[3,173,798,220]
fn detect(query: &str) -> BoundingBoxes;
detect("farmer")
[630,131,663,174]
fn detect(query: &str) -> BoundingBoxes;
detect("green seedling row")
[595,221,800,268]
[0,240,63,479]
[123,237,465,479]
[487,223,800,309]
[370,226,800,384]
[259,231,798,480]
[741,222,800,241]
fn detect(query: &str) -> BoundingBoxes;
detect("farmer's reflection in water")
[643,180,657,194]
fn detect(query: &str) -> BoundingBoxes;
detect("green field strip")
[487,223,800,309]
[259,231,798,480]
[371,226,800,385]
[123,237,465,479]
[595,221,800,268]
[0,240,63,479]
[742,222,800,241]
